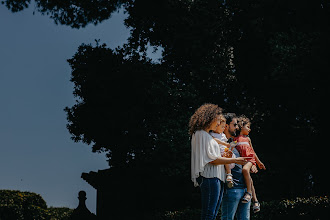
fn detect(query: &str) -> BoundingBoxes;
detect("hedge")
[1,190,328,219]
[251,196,330,220]
[151,196,329,220]
[0,190,73,220]
[48,207,73,220]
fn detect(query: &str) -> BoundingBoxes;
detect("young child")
[209,115,236,188]
[234,115,266,213]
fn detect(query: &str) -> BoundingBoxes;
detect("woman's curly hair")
[189,103,222,136]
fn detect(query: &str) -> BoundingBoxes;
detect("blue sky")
[0,4,160,213]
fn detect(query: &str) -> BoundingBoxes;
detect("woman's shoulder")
[194,130,204,135]
[192,130,217,148]
[193,130,210,138]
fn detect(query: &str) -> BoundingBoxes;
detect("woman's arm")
[213,137,230,147]
[210,157,250,166]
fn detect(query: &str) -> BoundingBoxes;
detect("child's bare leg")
[242,162,253,195]
[225,164,231,174]
[251,178,261,212]
[251,178,258,202]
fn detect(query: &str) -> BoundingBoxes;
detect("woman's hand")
[234,157,252,165]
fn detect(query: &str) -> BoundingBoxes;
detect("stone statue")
[70,191,96,220]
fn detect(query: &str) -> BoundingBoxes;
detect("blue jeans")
[221,188,250,220]
[197,177,224,220]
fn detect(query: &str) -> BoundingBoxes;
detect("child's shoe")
[226,174,234,188]
[241,192,252,203]
[252,201,261,213]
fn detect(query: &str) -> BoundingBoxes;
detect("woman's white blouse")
[191,130,226,186]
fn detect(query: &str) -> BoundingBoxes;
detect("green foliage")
[0,190,73,220]
[152,208,201,220]
[230,0,330,199]
[65,43,165,168]
[0,204,24,220]
[0,190,48,220]
[48,207,73,220]
[0,190,47,209]
[1,0,128,28]
[251,196,330,220]
[62,0,239,179]
[150,196,330,220]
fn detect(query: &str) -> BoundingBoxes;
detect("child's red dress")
[234,135,256,165]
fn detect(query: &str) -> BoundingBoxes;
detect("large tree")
[4,0,330,202]
[63,0,240,176]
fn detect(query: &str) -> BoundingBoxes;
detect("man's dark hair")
[223,113,237,125]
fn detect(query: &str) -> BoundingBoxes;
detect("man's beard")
[229,129,237,137]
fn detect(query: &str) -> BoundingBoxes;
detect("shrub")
[150,196,329,220]
[152,208,201,220]
[0,190,48,220]
[251,196,330,220]
[48,207,73,220]
[0,204,24,220]
[0,190,47,209]
[0,190,73,220]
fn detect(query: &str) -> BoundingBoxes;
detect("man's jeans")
[197,177,224,220]
[221,188,251,220]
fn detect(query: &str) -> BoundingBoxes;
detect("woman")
[190,103,248,220]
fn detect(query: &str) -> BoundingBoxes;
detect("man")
[221,113,255,220]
